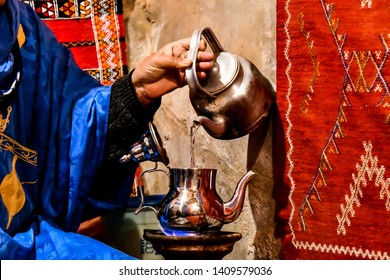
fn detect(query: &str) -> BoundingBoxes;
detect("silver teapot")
[123,123,257,235]
[136,168,256,235]
[186,27,275,139]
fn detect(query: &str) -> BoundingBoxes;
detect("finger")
[196,71,209,80]
[197,51,215,61]
[155,55,192,69]
[168,38,191,52]
[199,39,207,51]
[178,37,191,49]
[183,40,209,57]
[158,39,189,56]
[166,43,190,59]
[197,61,214,71]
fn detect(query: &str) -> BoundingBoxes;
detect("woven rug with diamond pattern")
[275,0,390,259]
[23,0,127,85]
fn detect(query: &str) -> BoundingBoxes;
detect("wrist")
[131,67,152,107]
[132,81,154,107]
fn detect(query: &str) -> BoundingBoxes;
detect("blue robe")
[0,0,137,259]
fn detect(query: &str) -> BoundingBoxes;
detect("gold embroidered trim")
[0,133,37,166]
[0,106,12,133]
[1,107,37,166]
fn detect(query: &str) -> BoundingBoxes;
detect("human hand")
[131,38,214,107]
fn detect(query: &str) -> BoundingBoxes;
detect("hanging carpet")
[275,0,390,259]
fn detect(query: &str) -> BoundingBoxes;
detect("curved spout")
[194,115,228,138]
[223,170,257,223]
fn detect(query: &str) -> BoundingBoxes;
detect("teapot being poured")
[186,27,275,139]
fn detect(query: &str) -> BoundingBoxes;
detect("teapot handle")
[186,27,225,99]
[134,163,169,216]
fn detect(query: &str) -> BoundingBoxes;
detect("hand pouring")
[186,27,275,139]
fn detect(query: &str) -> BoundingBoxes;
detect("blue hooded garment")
[0,0,137,259]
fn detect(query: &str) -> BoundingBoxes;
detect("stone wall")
[122,0,279,259]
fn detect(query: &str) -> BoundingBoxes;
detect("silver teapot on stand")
[122,122,256,235]
[136,167,256,235]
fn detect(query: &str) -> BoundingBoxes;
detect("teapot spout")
[223,170,257,223]
[194,115,228,138]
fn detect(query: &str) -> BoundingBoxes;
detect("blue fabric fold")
[0,53,13,81]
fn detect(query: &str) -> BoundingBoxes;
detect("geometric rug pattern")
[23,0,127,85]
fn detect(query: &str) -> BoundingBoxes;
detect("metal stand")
[143,229,242,260]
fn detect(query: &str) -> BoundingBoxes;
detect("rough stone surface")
[123,0,278,259]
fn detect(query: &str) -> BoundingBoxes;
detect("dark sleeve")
[104,70,161,162]
[82,72,161,219]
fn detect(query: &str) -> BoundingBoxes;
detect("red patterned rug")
[276,0,390,259]
[23,0,127,85]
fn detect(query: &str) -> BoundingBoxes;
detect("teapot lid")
[201,52,239,95]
